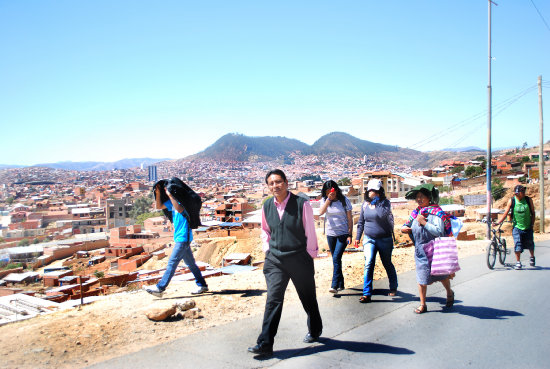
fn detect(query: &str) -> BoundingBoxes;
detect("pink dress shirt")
[261,192,318,258]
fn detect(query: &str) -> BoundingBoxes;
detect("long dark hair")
[322,180,347,208]
[364,187,386,203]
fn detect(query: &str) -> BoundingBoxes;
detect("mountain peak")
[192,132,401,162]
[312,132,398,155]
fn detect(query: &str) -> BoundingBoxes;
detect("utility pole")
[539,75,545,233]
[486,0,497,238]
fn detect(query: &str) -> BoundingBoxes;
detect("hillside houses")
[1,147,547,262]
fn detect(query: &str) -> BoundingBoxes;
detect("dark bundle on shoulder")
[153,177,203,229]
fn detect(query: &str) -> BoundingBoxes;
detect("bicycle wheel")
[487,241,497,269]
[498,238,507,265]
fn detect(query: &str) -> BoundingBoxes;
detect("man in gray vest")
[248,169,323,357]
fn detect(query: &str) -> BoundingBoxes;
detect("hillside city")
[0,146,547,327]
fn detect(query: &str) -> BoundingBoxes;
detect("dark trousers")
[257,251,323,346]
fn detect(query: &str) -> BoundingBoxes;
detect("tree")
[451,166,464,174]
[492,178,506,201]
[522,142,528,150]
[439,196,454,205]
[337,177,351,186]
[480,159,487,169]
[129,196,154,221]
[6,197,14,205]
[465,166,483,178]
[135,211,163,225]
[298,175,321,182]
[17,239,30,246]
[520,156,530,163]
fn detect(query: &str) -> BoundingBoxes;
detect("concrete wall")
[43,239,109,260]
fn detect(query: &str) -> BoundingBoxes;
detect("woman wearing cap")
[354,179,398,303]
[401,184,454,314]
[319,180,353,294]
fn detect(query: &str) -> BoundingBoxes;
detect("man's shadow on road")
[254,338,414,361]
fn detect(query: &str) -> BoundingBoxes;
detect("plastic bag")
[450,216,463,238]
[424,237,461,276]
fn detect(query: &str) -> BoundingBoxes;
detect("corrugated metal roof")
[220,265,258,274]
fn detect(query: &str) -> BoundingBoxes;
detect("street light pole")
[539,75,545,233]
[486,0,497,239]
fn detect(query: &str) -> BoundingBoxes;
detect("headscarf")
[405,204,452,236]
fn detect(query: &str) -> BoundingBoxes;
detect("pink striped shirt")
[261,192,318,258]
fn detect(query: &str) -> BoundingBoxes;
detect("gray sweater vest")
[264,193,307,257]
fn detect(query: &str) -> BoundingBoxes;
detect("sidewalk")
[89,241,550,369]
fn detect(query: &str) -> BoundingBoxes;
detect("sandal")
[445,291,455,308]
[359,295,371,303]
[414,305,428,314]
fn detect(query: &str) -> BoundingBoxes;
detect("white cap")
[367,179,382,191]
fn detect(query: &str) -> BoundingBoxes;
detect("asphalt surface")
[89,240,550,369]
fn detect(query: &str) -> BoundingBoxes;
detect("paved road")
[89,241,550,369]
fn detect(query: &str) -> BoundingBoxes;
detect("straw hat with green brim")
[405,183,439,204]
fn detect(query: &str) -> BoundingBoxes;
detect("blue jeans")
[327,234,348,290]
[362,235,398,296]
[157,241,207,291]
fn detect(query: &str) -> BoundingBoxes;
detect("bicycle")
[486,223,507,269]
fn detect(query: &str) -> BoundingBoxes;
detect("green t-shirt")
[512,197,532,230]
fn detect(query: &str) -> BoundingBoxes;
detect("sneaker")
[514,261,522,270]
[143,285,163,297]
[329,288,338,294]
[337,287,345,292]
[190,286,209,295]
[530,257,536,267]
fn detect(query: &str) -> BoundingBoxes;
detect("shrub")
[94,270,105,278]
[1,262,23,270]
[492,178,506,201]
[17,239,30,246]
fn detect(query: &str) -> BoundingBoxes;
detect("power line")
[529,0,550,33]
[407,84,539,150]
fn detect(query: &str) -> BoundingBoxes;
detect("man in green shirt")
[496,185,536,270]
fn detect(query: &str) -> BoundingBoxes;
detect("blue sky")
[1,1,549,165]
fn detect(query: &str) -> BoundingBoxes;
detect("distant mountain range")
[0,164,24,170]
[0,132,491,171]
[0,158,169,171]
[191,132,399,162]
[441,146,484,153]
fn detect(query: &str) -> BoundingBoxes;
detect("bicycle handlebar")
[490,223,503,235]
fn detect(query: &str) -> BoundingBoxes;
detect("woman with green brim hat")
[404,183,439,204]
[401,183,454,314]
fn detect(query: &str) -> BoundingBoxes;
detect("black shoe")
[303,332,321,343]
[247,343,273,355]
